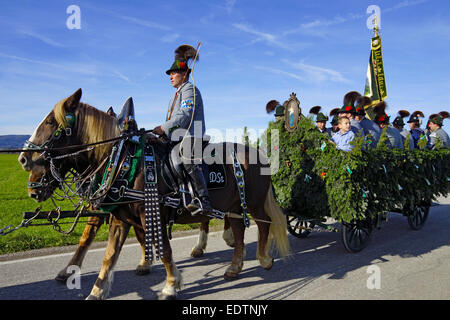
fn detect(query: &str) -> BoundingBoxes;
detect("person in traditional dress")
[373,101,404,149]
[392,110,414,150]
[427,112,450,149]
[407,111,426,148]
[153,44,213,215]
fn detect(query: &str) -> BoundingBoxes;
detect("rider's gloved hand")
[152,126,165,136]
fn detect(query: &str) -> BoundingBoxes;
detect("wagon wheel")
[341,218,372,253]
[286,215,315,238]
[407,205,430,230]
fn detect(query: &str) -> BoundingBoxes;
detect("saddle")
[162,139,228,192]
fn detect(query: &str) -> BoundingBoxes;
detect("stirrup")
[187,197,203,216]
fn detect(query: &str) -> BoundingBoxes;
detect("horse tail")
[264,183,290,258]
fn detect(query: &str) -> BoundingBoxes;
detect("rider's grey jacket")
[161,81,206,141]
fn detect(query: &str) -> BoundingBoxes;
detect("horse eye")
[45,119,56,126]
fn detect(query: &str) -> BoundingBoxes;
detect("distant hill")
[0,135,30,150]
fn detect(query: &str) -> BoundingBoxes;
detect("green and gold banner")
[364,35,387,119]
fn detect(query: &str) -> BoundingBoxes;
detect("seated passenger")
[331,116,355,152]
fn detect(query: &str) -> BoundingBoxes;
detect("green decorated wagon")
[265,93,449,253]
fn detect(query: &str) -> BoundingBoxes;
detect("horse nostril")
[30,193,38,200]
[19,155,27,167]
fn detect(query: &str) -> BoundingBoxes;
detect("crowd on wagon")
[310,91,450,152]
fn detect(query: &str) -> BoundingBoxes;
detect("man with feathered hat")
[392,110,414,150]
[338,91,364,137]
[373,102,404,149]
[354,95,381,148]
[153,44,213,215]
[309,106,332,137]
[427,112,450,149]
[407,111,426,148]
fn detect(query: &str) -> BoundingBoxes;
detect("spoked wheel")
[286,215,315,238]
[407,205,430,230]
[341,218,373,253]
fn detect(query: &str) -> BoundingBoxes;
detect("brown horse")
[18,89,290,299]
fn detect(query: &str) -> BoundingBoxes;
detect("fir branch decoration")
[267,117,450,223]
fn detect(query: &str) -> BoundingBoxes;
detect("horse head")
[18,88,119,202]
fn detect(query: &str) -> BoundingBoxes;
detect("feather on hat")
[439,111,450,119]
[343,91,362,107]
[266,100,281,114]
[166,44,199,75]
[329,108,340,117]
[309,106,322,115]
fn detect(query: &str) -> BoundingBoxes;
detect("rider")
[152,44,213,215]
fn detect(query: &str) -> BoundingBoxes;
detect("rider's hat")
[166,44,199,75]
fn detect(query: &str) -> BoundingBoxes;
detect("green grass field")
[0,154,221,255]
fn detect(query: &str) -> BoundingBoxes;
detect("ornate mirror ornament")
[284,93,301,132]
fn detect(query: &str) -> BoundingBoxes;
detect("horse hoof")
[55,271,70,282]
[263,258,274,270]
[224,271,239,281]
[190,248,204,258]
[85,294,101,300]
[158,293,177,300]
[135,266,151,276]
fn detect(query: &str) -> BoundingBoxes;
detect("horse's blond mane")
[53,100,119,162]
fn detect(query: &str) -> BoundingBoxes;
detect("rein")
[0,128,155,154]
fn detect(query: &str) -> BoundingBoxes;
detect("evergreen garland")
[267,117,450,223]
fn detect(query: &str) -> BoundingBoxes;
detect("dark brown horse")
[18,89,290,299]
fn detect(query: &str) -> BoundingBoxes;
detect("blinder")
[24,112,75,150]
[23,112,76,190]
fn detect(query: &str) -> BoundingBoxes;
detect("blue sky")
[0,0,449,140]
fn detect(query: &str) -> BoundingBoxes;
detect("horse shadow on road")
[0,204,449,300]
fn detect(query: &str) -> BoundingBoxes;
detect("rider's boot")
[185,165,213,215]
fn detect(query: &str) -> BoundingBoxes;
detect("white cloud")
[161,33,180,43]
[112,70,131,83]
[232,23,291,50]
[82,3,171,31]
[19,30,65,48]
[117,14,171,31]
[254,65,303,81]
[285,60,349,83]
[384,0,429,12]
[284,0,429,37]
[224,0,237,13]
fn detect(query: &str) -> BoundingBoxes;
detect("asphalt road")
[0,196,449,300]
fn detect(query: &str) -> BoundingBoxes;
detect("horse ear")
[65,88,82,110]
